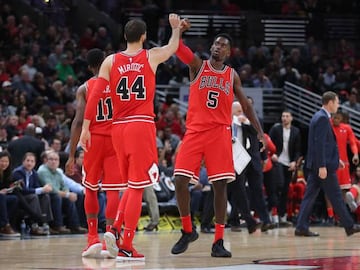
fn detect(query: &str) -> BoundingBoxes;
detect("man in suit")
[228,101,273,233]
[7,124,45,169]
[295,91,360,237]
[269,110,301,226]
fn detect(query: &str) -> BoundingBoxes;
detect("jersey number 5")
[116,76,146,100]
[207,91,219,109]
[96,97,113,121]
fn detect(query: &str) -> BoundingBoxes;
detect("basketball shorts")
[174,125,235,183]
[83,134,126,191]
[112,121,159,189]
[337,163,351,190]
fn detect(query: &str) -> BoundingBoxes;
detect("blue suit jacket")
[12,165,42,195]
[305,108,339,173]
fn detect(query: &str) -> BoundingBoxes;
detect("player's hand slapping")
[168,13,182,29]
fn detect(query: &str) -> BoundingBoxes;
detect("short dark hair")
[86,48,104,69]
[124,19,147,43]
[322,91,338,105]
[214,33,233,48]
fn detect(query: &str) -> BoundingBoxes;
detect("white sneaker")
[104,231,119,259]
[345,192,358,212]
[82,242,102,257]
[100,240,112,258]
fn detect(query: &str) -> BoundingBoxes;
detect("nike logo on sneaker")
[121,249,132,257]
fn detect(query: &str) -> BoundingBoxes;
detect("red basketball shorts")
[337,163,351,190]
[83,134,126,191]
[111,121,159,189]
[174,125,235,183]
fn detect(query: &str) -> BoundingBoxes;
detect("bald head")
[232,101,243,116]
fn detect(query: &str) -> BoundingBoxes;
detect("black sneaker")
[171,229,199,254]
[211,239,231,258]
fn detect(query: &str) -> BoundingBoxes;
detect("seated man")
[12,152,53,235]
[37,150,87,234]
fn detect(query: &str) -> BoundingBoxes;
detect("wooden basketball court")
[1,226,360,269]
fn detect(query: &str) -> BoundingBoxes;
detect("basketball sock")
[112,190,129,232]
[122,188,143,250]
[181,215,192,233]
[327,207,334,218]
[106,190,120,220]
[84,188,99,214]
[87,218,98,238]
[122,228,136,250]
[214,223,225,243]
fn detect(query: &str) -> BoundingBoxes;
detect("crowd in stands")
[0,0,360,237]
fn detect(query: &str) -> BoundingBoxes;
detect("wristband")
[65,191,70,198]
[176,39,194,64]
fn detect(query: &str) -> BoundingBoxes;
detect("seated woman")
[0,150,20,237]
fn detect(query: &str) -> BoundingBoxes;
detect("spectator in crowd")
[0,126,8,151]
[0,150,20,237]
[94,26,112,51]
[20,55,37,81]
[7,123,45,169]
[319,65,336,93]
[37,150,87,234]
[11,152,52,235]
[0,60,11,84]
[12,68,39,104]
[16,105,32,134]
[42,113,60,143]
[252,68,273,89]
[56,53,77,83]
[342,88,360,115]
[5,115,20,141]
[48,44,63,70]
[279,59,301,87]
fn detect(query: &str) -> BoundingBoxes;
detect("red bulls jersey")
[186,60,234,132]
[109,49,155,121]
[85,77,113,136]
[332,122,358,162]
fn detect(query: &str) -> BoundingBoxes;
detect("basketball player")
[65,49,126,258]
[79,14,182,260]
[171,20,264,257]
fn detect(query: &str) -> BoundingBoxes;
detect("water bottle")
[20,220,27,238]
